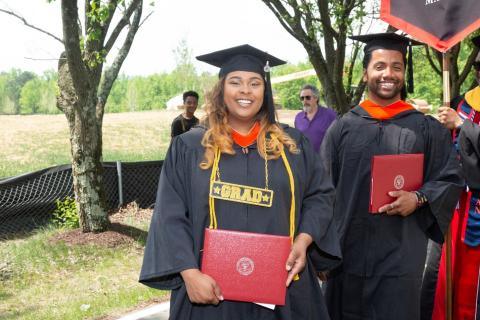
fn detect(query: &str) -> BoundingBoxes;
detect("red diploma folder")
[369,153,424,213]
[200,228,290,305]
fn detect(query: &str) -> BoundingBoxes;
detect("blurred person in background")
[171,90,199,137]
[294,84,336,152]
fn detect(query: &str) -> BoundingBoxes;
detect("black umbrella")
[381,0,480,52]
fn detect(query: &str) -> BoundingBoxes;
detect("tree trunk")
[57,53,109,232]
[57,0,143,232]
[69,98,108,232]
[0,0,144,233]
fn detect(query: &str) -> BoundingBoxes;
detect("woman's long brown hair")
[200,76,299,170]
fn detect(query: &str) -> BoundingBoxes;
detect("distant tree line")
[0,69,57,114]
[0,67,217,115]
[1,48,476,116]
[0,61,321,115]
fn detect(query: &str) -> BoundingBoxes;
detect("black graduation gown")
[139,125,341,320]
[458,119,480,190]
[458,119,480,319]
[320,106,464,320]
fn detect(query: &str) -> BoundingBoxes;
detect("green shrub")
[52,197,79,229]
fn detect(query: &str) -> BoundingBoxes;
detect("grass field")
[0,109,297,319]
[0,206,168,320]
[0,109,297,178]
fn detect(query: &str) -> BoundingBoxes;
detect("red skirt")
[433,192,480,320]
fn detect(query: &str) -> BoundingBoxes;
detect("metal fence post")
[116,161,123,207]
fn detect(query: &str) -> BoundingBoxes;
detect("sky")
[0,0,310,76]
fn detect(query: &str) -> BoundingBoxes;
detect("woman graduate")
[139,44,341,320]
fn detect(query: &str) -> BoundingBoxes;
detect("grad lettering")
[211,181,273,207]
[219,184,263,204]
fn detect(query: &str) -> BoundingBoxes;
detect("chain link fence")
[0,161,163,238]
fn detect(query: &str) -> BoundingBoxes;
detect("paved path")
[117,302,169,320]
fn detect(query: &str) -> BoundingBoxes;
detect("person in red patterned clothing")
[424,35,480,320]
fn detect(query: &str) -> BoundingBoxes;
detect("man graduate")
[320,33,464,320]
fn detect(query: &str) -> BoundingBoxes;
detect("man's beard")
[368,81,403,100]
[303,105,312,113]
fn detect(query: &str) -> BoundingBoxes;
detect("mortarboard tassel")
[407,42,414,94]
[264,61,276,124]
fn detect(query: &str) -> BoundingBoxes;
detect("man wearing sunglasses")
[422,35,480,320]
[294,84,336,152]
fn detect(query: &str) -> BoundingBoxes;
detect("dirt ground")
[49,202,152,247]
[45,202,171,320]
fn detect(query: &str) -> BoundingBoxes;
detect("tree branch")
[139,10,153,28]
[317,0,335,74]
[97,1,142,121]
[425,46,441,76]
[104,0,142,54]
[459,46,480,85]
[0,8,63,44]
[61,0,89,94]
[346,42,361,94]
[449,44,461,96]
[97,0,119,51]
[261,0,307,44]
[352,77,366,105]
[317,0,339,40]
[85,0,92,37]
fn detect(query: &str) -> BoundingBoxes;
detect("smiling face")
[184,96,198,117]
[363,49,405,106]
[223,70,265,132]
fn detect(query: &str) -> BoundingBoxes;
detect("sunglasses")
[474,62,480,71]
[300,95,312,101]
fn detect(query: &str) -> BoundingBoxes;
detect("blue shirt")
[294,106,336,152]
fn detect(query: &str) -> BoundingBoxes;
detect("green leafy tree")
[421,33,480,106]
[19,77,42,114]
[261,0,373,113]
[19,74,58,114]
[56,0,149,232]
[196,71,217,103]
[40,71,60,114]
[171,38,198,92]
[1,1,151,232]
[106,74,129,112]
[126,77,140,111]
[0,74,10,114]
[272,61,321,110]
[262,1,480,113]
[4,69,36,114]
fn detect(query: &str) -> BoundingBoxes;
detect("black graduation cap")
[196,44,286,124]
[350,32,423,94]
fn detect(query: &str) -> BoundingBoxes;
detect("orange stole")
[359,100,415,120]
[231,122,260,147]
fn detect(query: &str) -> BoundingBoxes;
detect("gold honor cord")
[208,136,298,261]
[207,138,299,280]
[209,139,274,209]
[277,138,299,281]
[208,147,221,229]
